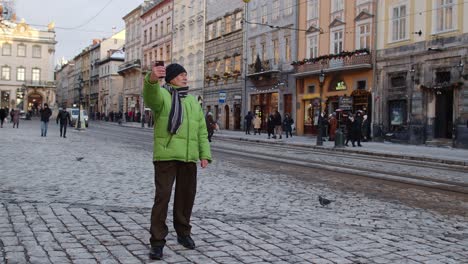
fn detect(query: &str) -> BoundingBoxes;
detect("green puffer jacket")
[143,74,212,163]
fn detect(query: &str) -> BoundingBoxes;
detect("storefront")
[250,92,278,131]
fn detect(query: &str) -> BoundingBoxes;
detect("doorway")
[224,105,230,130]
[435,89,453,138]
[233,104,241,130]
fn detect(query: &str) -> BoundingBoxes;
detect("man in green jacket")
[144,63,211,260]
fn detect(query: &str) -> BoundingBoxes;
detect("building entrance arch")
[28,93,43,116]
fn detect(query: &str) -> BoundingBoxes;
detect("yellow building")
[374,0,467,148]
[293,0,375,136]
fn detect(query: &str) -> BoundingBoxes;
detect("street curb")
[214,134,468,167]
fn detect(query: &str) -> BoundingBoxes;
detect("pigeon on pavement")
[318,195,333,206]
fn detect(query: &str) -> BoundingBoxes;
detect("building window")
[250,45,256,63]
[235,12,242,30]
[17,44,26,57]
[273,39,279,64]
[435,0,456,32]
[208,23,214,40]
[331,30,343,54]
[160,48,163,60]
[144,30,148,44]
[32,45,42,58]
[160,21,164,35]
[307,0,319,20]
[307,34,318,58]
[307,85,315,94]
[272,0,280,20]
[234,55,241,72]
[167,17,171,34]
[1,66,11,80]
[225,15,232,34]
[32,68,40,82]
[261,42,266,61]
[155,24,158,37]
[391,4,407,41]
[261,5,267,24]
[285,0,293,15]
[224,57,231,72]
[251,9,257,29]
[216,20,222,37]
[285,37,291,62]
[166,45,170,61]
[2,43,11,56]
[389,100,406,126]
[357,23,371,49]
[357,80,367,90]
[17,67,25,81]
[332,0,344,12]
[149,27,153,42]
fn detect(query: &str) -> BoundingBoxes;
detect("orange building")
[293,0,376,136]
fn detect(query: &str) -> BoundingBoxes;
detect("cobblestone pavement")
[1,120,467,264]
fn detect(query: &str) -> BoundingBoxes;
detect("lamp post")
[77,75,84,130]
[316,70,325,146]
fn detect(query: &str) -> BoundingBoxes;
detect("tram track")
[89,123,468,194]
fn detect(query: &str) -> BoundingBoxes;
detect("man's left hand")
[200,159,208,168]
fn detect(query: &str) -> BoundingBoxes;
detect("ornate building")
[204,0,244,130]
[0,3,57,115]
[374,0,467,148]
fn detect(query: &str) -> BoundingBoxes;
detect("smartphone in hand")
[154,60,164,67]
[154,61,165,78]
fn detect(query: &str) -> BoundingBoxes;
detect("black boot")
[149,246,163,260]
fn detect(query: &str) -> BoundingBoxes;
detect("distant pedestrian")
[56,108,72,138]
[12,109,19,128]
[267,114,275,139]
[273,111,282,139]
[351,112,363,147]
[282,113,294,138]
[205,112,215,142]
[40,103,52,137]
[0,107,6,128]
[328,113,337,141]
[244,111,253,134]
[362,114,371,142]
[253,114,262,135]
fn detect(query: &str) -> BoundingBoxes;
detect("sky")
[14,0,140,62]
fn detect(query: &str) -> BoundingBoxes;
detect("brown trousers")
[150,161,197,247]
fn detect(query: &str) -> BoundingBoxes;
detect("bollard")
[335,127,345,148]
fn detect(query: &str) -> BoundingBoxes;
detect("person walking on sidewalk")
[40,103,52,137]
[143,63,212,260]
[205,112,215,142]
[0,107,6,128]
[328,113,337,141]
[273,110,282,139]
[253,113,262,135]
[267,113,275,139]
[12,109,19,128]
[56,108,72,138]
[244,111,253,134]
[283,113,294,138]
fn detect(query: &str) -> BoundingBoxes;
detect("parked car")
[66,108,89,127]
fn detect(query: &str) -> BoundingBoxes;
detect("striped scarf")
[164,84,189,134]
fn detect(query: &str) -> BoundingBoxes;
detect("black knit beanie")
[165,63,187,83]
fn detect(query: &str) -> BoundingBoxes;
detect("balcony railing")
[23,80,56,87]
[247,59,281,76]
[293,50,372,75]
[117,59,141,73]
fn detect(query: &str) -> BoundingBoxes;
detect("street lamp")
[316,70,325,146]
[77,75,84,130]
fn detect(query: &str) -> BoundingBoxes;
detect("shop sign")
[339,96,353,110]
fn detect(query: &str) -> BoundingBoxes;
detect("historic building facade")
[98,50,125,116]
[172,0,206,98]
[244,0,298,131]
[203,0,244,130]
[374,0,467,148]
[293,0,375,136]
[141,0,173,72]
[0,15,57,115]
[118,5,143,117]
